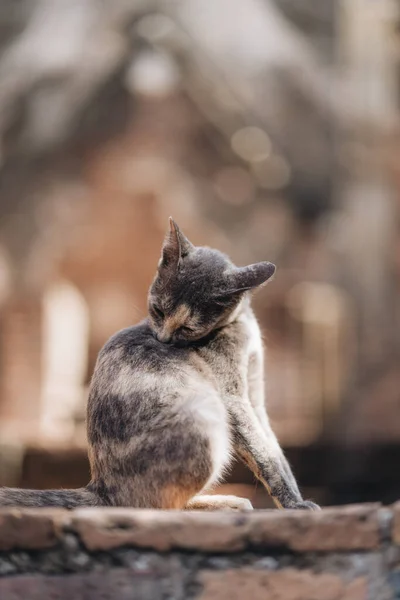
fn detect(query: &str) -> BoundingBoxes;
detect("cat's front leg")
[247,351,302,498]
[229,397,320,510]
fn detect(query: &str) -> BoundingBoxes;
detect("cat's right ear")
[159,217,194,272]
[226,261,276,293]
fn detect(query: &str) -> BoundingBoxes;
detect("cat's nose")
[157,331,172,344]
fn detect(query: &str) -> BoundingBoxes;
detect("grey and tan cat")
[0,219,319,511]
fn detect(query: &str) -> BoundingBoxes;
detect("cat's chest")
[194,319,251,396]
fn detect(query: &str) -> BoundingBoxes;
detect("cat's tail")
[0,485,103,508]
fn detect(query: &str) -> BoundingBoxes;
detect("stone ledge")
[0,503,387,553]
[1,503,399,599]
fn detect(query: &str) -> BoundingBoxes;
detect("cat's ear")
[227,262,276,293]
[159,217,194,271]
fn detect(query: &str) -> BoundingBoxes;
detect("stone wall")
[1,503,400,599]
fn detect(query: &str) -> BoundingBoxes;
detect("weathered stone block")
[0,568,185,600]
[0,508,65,551]
[69,503,381,553]
[197,569,367,600]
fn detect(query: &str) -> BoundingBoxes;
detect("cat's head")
[148,218,276,345]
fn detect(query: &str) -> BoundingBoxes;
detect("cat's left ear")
[228,262,276,292]
[159,217,194,271]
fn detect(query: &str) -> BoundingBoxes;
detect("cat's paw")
[293,500,321,511]
[229,497,254,511]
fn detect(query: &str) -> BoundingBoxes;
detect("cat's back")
[87,320,190,443]
[88,320,189,414]
[87,319,233,491]
[96,319,186,375]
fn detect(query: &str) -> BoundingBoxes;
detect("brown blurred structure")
[0,0,399,507]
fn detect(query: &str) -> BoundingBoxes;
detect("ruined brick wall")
[1,504,400,599]
[0,0,400,512]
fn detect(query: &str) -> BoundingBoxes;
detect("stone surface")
[197,569,367,600]
[69,503,381,553]
[0,504,398,600]
[248,503,382,552]
[0,569,369,600]
[70,508,250,553]
[0,508,66,551]
[0,568,185,600]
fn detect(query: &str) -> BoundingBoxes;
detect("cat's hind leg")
[185,494,253,511]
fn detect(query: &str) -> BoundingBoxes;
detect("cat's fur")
[0,219,319,511]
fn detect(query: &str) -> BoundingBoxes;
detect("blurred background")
[0,0,399,508]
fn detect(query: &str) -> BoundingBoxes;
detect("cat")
[0,218,319,511]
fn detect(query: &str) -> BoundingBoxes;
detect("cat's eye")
[152,305,164,319]
[177,325,194,335]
